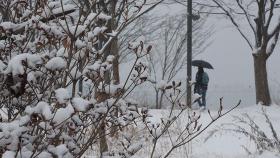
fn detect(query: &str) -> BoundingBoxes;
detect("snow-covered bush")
[0,0,156,157]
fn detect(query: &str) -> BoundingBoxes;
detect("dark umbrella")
[192,60,214,69]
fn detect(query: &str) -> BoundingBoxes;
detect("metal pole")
[186,2,193,156]
[186,0,192,108]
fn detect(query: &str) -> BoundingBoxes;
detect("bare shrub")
[212,109,280,155]
[142,81,241,158]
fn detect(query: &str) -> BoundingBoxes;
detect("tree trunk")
[159,91,164,109]
[99,120,108,157]
[110,38,119,137]
[155,90,159,109]
[112,38,120,84]
[253,53,271,105]
[95,92,109,156]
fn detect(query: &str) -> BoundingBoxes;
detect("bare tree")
[147,13,212,109]
[118,15,161,63]
[196,0,280,105]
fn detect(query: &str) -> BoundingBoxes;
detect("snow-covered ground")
[186,104,280,158]
[85,104,280,158]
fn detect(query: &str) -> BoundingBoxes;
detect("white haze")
[127,2,280,107]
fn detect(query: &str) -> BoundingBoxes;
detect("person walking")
[194,66,209,110]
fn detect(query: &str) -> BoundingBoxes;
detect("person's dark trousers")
[197,86,207,107]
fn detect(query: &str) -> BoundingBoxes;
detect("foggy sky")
[153,3,280,87]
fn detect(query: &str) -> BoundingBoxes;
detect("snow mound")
[5,53,42,75]
[25,101,53,120]
[72,97,90,112]
[45,57,67,71]
[53,104,74,125]
[55,88,70,104]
